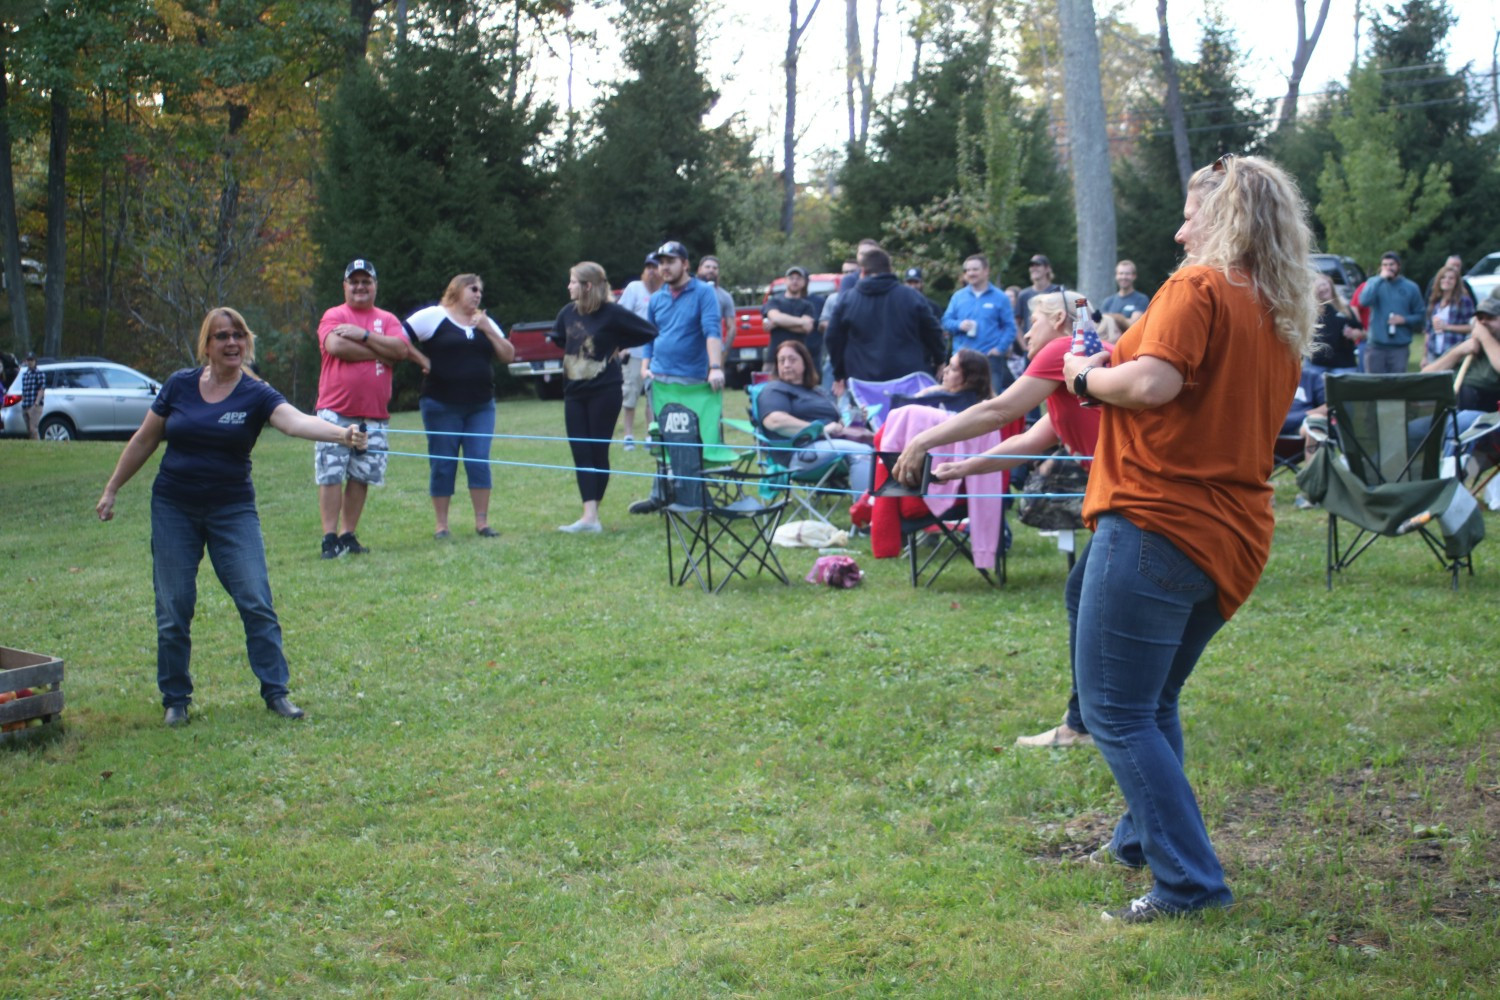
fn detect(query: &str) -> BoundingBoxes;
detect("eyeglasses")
[1211,152,1236,173]
[211,330,248,342]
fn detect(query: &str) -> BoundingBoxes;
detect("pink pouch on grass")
[805,555,863,588]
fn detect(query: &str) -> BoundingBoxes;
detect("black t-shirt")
[407,305,503,406]
[547,301,657,397]
[757,380,839,431]
[150,368,286,506]
[1310,302,1362,370]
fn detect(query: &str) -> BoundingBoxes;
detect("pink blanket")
[877,405,1009,570]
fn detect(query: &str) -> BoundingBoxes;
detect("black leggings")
[564,385,623,504]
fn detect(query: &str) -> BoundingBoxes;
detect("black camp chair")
[874,451,1004,588]
[1297,372,1484,590]
[658,403,790,594]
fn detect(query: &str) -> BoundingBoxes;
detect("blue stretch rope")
[368,427,1086,501]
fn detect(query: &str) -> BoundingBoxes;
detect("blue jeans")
[420,397,495,496]
[1062,536,1089,733]
[151,494,291,708]
[1074,513,1233,912]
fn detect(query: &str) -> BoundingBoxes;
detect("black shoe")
[163,705,189,727]
[267,696,305,720]
[320,532,345,559]
[1101,895,1175,924]
[338,532,369,555]
[629,496,665,514]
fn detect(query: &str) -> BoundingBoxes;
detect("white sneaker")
[559,520,603,534]
[623,435,635,452]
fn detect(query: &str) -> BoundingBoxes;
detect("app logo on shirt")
[218,412,248,425]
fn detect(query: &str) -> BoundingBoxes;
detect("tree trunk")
[844,0,880,150]
[41,90,68,358]
[1156,0,1192,197]
[844,0,860,148]
[348,0,378,64]
[782,0,821,236]
[1057,0,1116,304]
[0,40,33,353]
[1277,0,1331,130]
[861,0,881,146]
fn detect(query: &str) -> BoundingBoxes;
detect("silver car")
[1,359,161,441]
[1465,252,1500,305]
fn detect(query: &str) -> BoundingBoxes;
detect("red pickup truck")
[506,320,566,399]
[726,272,841,385]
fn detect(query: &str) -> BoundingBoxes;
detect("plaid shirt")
[1426,295,1476,360]
[20,367,44,407]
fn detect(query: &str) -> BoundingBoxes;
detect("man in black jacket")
[826,246,946,394]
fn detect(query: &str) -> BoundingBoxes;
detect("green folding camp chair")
[1297,372,1484,590]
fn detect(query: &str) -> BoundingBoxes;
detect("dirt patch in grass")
[1027,734,1500,931]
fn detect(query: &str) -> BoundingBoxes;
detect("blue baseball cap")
[344,258,377,280]
[655,240,690,261]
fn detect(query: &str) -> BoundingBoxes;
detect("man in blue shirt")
[1100,260,1151,329]
[1360,251,1426,373]
[941,253,1017,390]
[631,240,728,513]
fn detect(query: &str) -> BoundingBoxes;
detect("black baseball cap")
[1028,255,1051,267]
[904,267,923,281]
[345,258,377,280]
[644,253,661,266]
[785,266,809,278]
[655,240,690,261]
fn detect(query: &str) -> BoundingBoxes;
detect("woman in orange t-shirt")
[1059,155,1315,924]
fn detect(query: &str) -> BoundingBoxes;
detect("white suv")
[1464,252,1500,305]
[1,358,161,441]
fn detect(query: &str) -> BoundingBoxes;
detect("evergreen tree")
[569,0,751,281]
[1112,15,1260,290]
[832,31,988,249]
[1316,66,1452,267]
[1364,0,1500,279]
[314,7,564,326]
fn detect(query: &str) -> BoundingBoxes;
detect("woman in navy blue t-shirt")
[96,307,367,727]
[405,274,516,540]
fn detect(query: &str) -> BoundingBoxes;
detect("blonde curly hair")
[1181,155,1317,358]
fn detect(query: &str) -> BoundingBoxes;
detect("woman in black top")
[406,274,515,539]
[549,261,657,533]
[760,340,875,494]
[1308,274,1363,375]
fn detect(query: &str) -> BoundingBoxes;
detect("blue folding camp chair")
[723,382,855,528]
[846,372,937,430]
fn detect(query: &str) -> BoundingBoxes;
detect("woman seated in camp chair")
[911,347,994,412]
[760,340,876,495]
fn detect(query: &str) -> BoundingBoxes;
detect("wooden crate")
[0,646,64,744]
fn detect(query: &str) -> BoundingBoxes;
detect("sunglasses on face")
[212,330,248,342]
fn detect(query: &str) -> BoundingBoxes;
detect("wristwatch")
[1073,365,1097,401]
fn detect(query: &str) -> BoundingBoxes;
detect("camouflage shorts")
[314,409,389,485]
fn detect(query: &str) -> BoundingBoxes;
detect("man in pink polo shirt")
[314,258,428,559]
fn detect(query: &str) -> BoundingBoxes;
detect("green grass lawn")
[2,393,1496,998]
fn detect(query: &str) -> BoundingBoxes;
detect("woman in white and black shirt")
[406,274,515,540]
